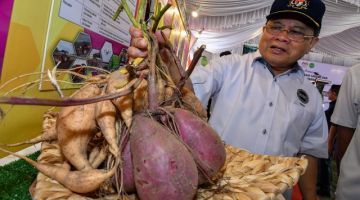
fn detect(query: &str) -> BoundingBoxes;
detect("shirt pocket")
[289,101,313,134]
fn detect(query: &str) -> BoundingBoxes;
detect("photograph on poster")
[74,32,92,58]
[70,58,88,83]
[52,40,76,69]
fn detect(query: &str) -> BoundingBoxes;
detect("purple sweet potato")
[130,114,198,200]
[113,139,136,193]
[173,108,226,184]
[121,140,136,192]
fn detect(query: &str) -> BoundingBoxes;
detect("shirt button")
[269,102,273,107]
[262,129,267,135]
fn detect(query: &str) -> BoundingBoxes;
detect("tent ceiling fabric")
[186,0,273,16]
[314,26,360,59]
[187,0,360,59]
[341,0,360,7]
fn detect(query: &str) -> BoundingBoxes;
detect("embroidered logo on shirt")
[297,89,309,104]
[288,0,309,10]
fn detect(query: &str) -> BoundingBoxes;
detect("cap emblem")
[288,0,309,10]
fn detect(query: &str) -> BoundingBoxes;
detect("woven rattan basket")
[31,141,307,200]
[196,145,308,200]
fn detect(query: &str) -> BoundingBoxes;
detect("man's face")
[258,19,319,73]
[327,90,337,101]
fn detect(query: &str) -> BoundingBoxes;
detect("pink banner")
[0,0,14,77]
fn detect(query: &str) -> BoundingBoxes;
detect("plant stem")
[0,79,142,107]
[113,4,124,21]
[152,3,172,32]
[147,32,159,110]
[178,45,206,88]
[121,0,140,28]
[136,0,147,23]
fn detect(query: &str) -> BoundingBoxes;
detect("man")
[328,83,353,179]
[325,85,341,126]
[128,0,327,199]
[318,84,340,197]
[327,85,343,174]
[330,64,360,200]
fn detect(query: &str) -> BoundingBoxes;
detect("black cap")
[266,0,326,35]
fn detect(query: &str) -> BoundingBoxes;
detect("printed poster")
[299,60,348,85]
[299,59,349,104]
[40,0,139,90]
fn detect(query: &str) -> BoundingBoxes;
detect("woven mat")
[195,145,308,200]
[32,143,307,200]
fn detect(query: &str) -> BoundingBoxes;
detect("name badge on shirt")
[297,89,309,106]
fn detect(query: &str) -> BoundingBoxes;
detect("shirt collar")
[252,51,304,77]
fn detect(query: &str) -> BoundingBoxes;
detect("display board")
[59,0,134,44]
[38,0,139,90]
[299,60,348,85]
[0,0,140,88]
[0,0,192,86]
[299,59,348,104]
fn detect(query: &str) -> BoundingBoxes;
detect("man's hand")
[128,26,148,59]
[128,26,171,61]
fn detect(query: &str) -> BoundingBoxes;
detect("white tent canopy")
[185,0,360,65]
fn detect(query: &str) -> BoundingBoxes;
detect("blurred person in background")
[318,84,340,197]
[330,64,360,200]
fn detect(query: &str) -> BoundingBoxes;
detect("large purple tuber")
[130,114,198,200]
[174,108,226,184]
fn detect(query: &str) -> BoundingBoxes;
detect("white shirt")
[332,64,360,200]
[190,51,328,158]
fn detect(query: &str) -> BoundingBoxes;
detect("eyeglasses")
[264,24,315,42]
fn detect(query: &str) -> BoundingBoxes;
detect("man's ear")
[309,37,319,50]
